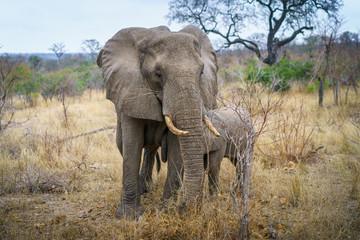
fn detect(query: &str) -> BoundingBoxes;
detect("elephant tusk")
[204,117,220,137]
[165,116,189,136]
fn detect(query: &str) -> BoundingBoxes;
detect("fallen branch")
[22,125,115,142]
[62,126,115,141]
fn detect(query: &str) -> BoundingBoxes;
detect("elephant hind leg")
[116,115,123,155]
[139,147,158,194]
[163,133,183,200]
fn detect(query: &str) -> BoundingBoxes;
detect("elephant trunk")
[163,81,204,204]
[177,120,204,203]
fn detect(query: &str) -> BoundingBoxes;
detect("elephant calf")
[140,106,255,198]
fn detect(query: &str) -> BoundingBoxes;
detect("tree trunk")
[332,78,338,105]
[319,50,330,106]
[318,77,325,107]
[263,48,277,66]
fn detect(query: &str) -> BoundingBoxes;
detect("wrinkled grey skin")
[141,106,254,199]
[139,147,161,194]
[97,25,218,219]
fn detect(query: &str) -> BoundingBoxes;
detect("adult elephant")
[97,25,219,219]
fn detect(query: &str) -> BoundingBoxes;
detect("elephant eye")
[155,69,162,79]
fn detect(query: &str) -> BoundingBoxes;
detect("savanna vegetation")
[1,24,359,240]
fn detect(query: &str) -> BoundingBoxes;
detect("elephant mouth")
[164,115,220,137]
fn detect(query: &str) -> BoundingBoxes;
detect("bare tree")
[0,54,25,134]
[338,31,359,103]
[167,0,343,65]
[314,18,340,106]
[218,79,284,239]
[82,39,102,63]
[49,42,66,64]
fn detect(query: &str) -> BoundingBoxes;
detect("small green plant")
[307,83,315,93]
[307,78,330,93]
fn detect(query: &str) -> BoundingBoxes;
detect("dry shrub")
[36,131,65,167]
[122,200,240,239]
[251,158,360,239]
[338,111,360,154]
[258,104,318,167]
[0,132,82,195]
[0,92,116,196]
[349,161,360,201]
[4,165,70,194]
[217,79,285,239]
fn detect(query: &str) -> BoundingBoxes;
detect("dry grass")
[0,86,360,239]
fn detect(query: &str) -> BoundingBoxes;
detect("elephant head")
[97,25,218,205]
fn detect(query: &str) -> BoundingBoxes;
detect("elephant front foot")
[116,202,144,220]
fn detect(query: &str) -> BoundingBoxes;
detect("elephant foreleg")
[116,114,145,220]
[208,149,224,195]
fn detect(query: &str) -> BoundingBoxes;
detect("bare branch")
[277,26,314,47]
[82,39,102,63]
[49,42,66,63]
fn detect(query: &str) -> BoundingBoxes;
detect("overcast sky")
[1,0,359,53]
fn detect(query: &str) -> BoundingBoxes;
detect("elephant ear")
[180,25,218,110]
[97,27,163,121]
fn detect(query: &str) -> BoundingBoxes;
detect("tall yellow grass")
[0,86,359,239]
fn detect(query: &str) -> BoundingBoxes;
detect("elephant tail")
[161,131,168,163]
[156,152,161,173]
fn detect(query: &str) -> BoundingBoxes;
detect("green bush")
[13,65,40,105]
[277,58,314,81]
[40,69,87,101]
[78,66,103,90]
[242,58,314,91]
[14,72,42,104]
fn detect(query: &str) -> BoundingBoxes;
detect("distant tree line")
[217,29,359,105]
[0,39,103,108]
